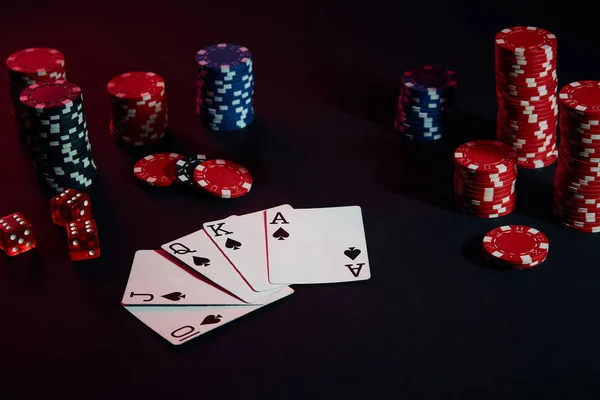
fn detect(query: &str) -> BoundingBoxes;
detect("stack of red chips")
[554,81,600,233]
[495,26,558,169]
[454,140,518,218]
[6,48,66,138]
[107,71,167,146]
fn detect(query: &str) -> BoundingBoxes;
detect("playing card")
[124,286,294,345]
[162,229,281,303]
[203,204,292,292]
[121,250,269,306]
[265,205,371,284]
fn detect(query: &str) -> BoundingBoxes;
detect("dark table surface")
[2,0,600,398]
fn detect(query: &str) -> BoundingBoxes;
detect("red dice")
[66,219,100,261]
[0,213,36,256]
[50,189,92,227]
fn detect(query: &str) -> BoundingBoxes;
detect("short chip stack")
[394,65,457,141]
[482,225,549,269]
[454,140,518,218]
[495,26,558,169]
[107,72,167,146]
[554,81,600,233]
[195,44,255,132]
[133,153,253,198]
[6,48,66,138]
[20,80,97,192]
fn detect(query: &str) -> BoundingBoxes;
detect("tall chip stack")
[6,48,66,139]
[107,72,168,146]
[195,44,255,132]
[20,80,97,192]
[453,140,518,218]
[394,66,458,141]
[495,26,558,169]
[554,81,600,233]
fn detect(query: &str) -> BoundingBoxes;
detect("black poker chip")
[175,154,207,186]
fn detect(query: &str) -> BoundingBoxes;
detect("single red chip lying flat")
[133,153,184,187]
[482,225,549,268]
[193,159,252,198]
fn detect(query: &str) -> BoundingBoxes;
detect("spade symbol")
[161,291,186,302]
[193,256,211,267]
[272,228,289,241]
[201,314,222,325]
[344,247,361,260]
[225,238,242,250]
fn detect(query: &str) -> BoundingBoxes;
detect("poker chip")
[482,225,549,269]
[495,26,558,169]
[175,154,207,186]
[19,80,97,192]
[394,66,457,140]
[195,44,255,131]
[193,159,252,198]
[6,48,66,139]
[553,81,600,233]
[133,153,184,187]
[453,140,518,217]
[107,72,168,146]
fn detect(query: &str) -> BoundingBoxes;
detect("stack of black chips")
[20,80,97,192]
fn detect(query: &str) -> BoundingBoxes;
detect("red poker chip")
[495,26,556,55]
[483,225,549,266]
[494,47,556,60]
[495,58,556,68]
[460,193,516,206]
[454,140,517,174]
[193,159,252,198]
[461,202,516,218]
[107,71,165,100]
[495,63,556,75]
[6,48,65,75]
[454,177,516,192]
[19,80,81,110]
[559,81,600,115]
[133,153,184,186]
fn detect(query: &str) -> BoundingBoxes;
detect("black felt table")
[1,1,600,398]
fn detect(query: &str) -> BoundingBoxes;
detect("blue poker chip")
[197,95,253,109]
[202,114,254,131]
[401,65,458,94]
[197,72,254,86]
[198,103,252,116]
[195,44,252,74]
[199,112,254,127]
[201,110,254,127]
[404,133,442,141]
[198,79,254,94]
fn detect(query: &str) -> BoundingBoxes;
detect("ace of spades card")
[264,205,371,284]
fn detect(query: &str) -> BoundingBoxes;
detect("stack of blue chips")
[195,44,255,132]
[394,66,458,141]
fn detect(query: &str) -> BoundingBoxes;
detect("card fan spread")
[123,204,371,344]
[495,26,559,169]
[453,140,518,218]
